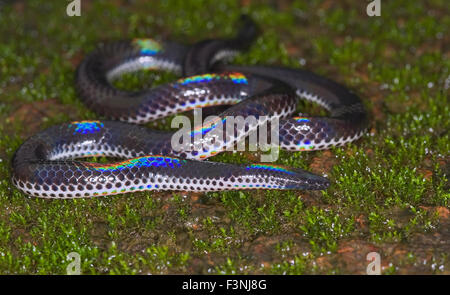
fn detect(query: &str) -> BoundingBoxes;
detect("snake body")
[11,16,368,198]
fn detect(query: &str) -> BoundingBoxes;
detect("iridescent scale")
[12,16,368,198]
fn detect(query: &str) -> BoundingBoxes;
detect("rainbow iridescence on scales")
[246,164,295,175]
[133,38,162,55]
[86,156,185,172]
[292,117,315,150]
[177,72,248,85]
[170,73,247,125]
[191,117,227,137]
[294,117,310,123]
[69,120,104,135]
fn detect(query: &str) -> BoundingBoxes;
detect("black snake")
[11,16,368,198]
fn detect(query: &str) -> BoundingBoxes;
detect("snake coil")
[12,16,368,198]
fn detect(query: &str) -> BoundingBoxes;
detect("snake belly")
[11,16,368,198]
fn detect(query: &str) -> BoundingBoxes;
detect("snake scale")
[11,16,368,198]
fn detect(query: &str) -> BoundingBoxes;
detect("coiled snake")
[11,16,368,198]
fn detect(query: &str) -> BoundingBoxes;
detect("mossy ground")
[0,0,448,274]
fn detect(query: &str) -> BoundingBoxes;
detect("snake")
[11,16,368,198]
